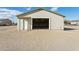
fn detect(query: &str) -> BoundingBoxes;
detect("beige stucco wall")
[20,10,64,30]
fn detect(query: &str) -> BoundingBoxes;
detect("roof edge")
[17,8,65,17]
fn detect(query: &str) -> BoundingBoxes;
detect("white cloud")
[50,7,59,11]
[0,8,22,15]
[26,7,32,11]
[0,8,22,23]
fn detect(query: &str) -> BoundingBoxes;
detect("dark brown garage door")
[32,18,49,29]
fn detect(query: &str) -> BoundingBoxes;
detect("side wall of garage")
[17,18,20,31]
[17,18,31,31]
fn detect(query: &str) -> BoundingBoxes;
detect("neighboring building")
[0,19,12,26]
[70,20,79,25]
[64,20,71,25]
[17,8,65,31]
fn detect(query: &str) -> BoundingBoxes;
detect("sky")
[0,7,79,23]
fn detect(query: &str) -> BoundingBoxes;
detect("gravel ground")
[0,26,79,51]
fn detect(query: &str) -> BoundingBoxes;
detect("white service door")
[24,20,28,30]
[20,19,24,30]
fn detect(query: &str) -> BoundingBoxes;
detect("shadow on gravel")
[64,28,76,31]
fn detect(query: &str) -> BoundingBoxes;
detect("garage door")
[32,18,49,29]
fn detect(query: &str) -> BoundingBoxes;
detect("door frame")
[31,18,50,30]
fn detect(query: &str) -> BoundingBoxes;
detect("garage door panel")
[32,18,49,29]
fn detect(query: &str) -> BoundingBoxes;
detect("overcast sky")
[0,7,79,23]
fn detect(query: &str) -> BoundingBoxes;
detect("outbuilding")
[70,20,79,26]
[17,8,65,31]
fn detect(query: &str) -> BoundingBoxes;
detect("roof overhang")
[17,8,65,18]
[17,17,31,19]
